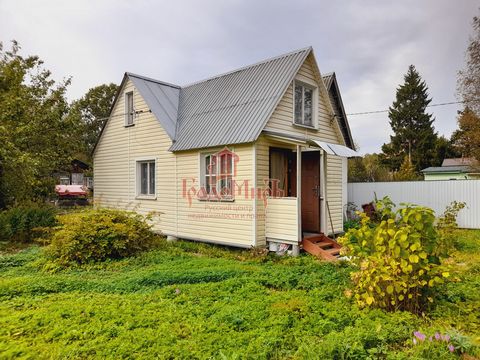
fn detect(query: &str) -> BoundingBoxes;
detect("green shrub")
[436,201,466,253]
[47,209,157,265]
[344,218,361,232]
[338,197,451,313]
[437,201,466,232]
[0,204,57,242]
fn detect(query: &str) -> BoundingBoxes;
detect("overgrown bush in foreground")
[0,204,57,242]
[47,209,157,264]
[339,197,451,313]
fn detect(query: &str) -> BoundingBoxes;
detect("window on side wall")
[294,81,316,127]
[137,160,155,197]
[201,151,234,200]
[125,91,134,126]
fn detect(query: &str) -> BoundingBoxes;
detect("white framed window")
[200,151,234,200]
[294,80,317,127]
[125,91,134,126]
[136,160,155,197]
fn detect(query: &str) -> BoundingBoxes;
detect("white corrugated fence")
[348,180,480,229]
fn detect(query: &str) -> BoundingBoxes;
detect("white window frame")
[199,151,235,201]
[293,79,318,129]
[125,91,135,126]
[136,159,156,199]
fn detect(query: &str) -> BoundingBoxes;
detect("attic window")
[294,81,316,127]
[125,91,134,126]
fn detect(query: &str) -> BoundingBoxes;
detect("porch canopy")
[308,140,359,158]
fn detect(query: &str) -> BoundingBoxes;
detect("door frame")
[297,148,325,233]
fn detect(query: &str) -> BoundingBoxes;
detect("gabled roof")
[170,47,311,151]
[127,73,180,139]
[322,72,354,150]
[94,47,355,154]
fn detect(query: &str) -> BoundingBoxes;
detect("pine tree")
[380,65,438,172]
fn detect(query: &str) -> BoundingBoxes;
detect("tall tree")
[348,153,391,182]
[457,13,480,116]
[451,107,480,161]
[453,12,480,162]
[68,83,118,161]
[0,41,80,207]
[363,153,391,182]
[348,157,368,182]
[380,65,437,172]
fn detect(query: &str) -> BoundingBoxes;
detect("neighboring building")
[421,158,480,181]
[93,47,357,253]
[56,159,93,189]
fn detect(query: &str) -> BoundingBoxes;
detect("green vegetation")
[0,41,117,209]
[0,230,479,359]
[0,41,78,208]
[0,204,57,243]
[47,209,158,265]
[339,199,451,313]
[380,65,445,173]
[66,83,119,161]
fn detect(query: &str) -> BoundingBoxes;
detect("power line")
[346,99,478,116]
[91,109,151,123]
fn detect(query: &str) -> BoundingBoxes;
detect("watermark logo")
[181,147,284,207]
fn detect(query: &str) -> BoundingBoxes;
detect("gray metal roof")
[421,166,471,173]
[169,47,312,151]
[322,72,334,89]
[127,72,180,139]
[95,47,356,154]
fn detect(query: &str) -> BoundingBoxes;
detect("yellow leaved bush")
[339,197,452,313]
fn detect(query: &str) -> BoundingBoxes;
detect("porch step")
[302,233,342,261]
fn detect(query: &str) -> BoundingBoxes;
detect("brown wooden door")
[301,151,320,233]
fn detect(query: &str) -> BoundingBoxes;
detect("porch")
[261,133,357,257]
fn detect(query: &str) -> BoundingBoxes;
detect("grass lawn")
[0,230,479,359]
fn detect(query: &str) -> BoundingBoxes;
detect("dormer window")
[125,91,134,126]
[294,81,316,127]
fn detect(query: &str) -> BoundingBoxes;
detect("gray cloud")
[0,0,477,153]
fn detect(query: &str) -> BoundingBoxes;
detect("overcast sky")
[1,0,478,154]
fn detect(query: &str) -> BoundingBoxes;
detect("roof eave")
[328,73,355,149]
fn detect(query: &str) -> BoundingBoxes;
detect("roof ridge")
[126,72,181,89]
[181,46,312,88]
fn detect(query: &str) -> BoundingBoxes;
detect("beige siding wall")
[94,79,177,234]
[174,144,255,248]
[263,54,345,235]
[265,197,298,243]
[326,154,344,234]
[94,82,255,247]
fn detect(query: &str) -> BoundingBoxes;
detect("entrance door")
[301,151,320,233]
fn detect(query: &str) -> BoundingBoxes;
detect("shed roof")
[421,166,471,173]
